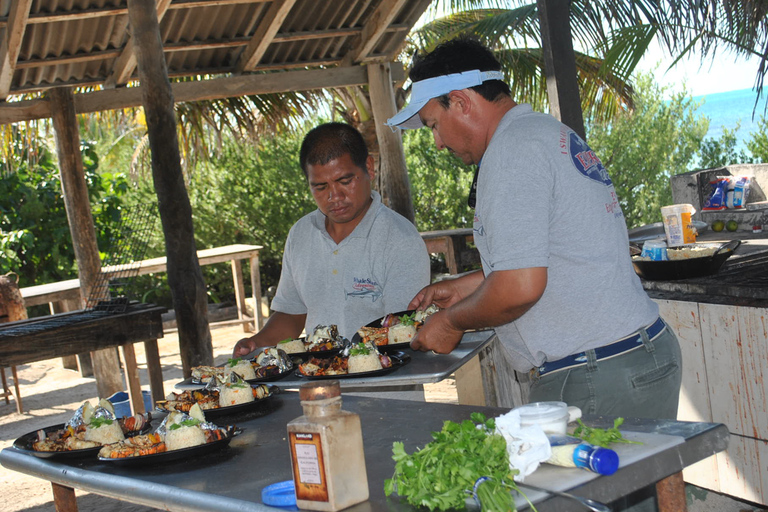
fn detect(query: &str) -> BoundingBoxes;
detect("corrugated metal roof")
[0,0,430,99]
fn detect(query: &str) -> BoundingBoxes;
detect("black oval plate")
[97,429,240,467]
[278,338,342,361]
[295,352,411,380]
[351,310,417,352]
[13,420,151,460]
[157,384,279,420]
[191,360,294,385]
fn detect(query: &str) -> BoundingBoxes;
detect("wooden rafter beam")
[0,0,32,100]
[236,0,298,73]
[104,0,173,89]
[340,0,408,66]
[0,0,268,27]
[378,0,431,63]
[0,64,405,125]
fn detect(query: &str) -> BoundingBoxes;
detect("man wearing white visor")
[392,37,682,425]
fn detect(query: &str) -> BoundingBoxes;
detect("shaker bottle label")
[289,432,329,502]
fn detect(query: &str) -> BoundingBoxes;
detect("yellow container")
[661,204,697,247]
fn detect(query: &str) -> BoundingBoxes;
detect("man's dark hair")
[409,36,510,108]
[299,122,369,178]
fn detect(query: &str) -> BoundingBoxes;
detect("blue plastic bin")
[107,390,152,418]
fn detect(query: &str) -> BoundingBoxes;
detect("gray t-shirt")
[271,190,431,340]
[474,104,658,371]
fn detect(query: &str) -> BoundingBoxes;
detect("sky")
[636,41,763,97]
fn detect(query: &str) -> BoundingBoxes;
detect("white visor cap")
[386,69,504,130]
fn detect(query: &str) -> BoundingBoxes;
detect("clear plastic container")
[514,401,569,435]
[661,204,697,247]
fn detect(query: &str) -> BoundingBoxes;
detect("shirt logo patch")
[569,132,611,186]
[346,277,382,302]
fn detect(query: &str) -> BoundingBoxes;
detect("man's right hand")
[408,270,484,311]
[232,337,257,358]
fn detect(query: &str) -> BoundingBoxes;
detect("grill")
[643,249,768,304]
[0,203,165,367]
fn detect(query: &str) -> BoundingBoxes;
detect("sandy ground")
[0,322,458,512]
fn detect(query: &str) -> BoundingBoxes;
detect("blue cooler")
[107,390,153,418]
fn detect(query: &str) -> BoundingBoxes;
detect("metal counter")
[1,393,729,512]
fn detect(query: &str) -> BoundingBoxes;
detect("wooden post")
[51,482,78,512]
[367,62,416,223]
[656,472,688,512]
[537,0,586,140]
[127,0,213,375]
[49,87,123,398]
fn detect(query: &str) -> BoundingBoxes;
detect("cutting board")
[512,430,685,508]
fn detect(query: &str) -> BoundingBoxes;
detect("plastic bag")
[702,178,728,210]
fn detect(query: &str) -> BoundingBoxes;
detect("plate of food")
[353,306,438,352]
[191,349,294,385]
[295,343,411,380]
[98,405,240,466]
[13,400,153,459]
[156,382,278,420]
[274,324,348,360]
[632,240,740,281]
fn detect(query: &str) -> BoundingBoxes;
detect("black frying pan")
[632,240,741,281]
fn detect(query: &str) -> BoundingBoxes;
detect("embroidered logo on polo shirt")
[345,277,382,302]
[568,131,611,186]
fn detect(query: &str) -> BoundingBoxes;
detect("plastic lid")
[262,480,297,507]
[588,447,620,476]
[299,381,341,401]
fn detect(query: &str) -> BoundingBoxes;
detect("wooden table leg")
[10,365,23,413]
[656,471,687,512]
[144,339,165,404]
[51,482,78,512]
[121,344,145,415]
[231,258,249,333]
[250,254,263,331]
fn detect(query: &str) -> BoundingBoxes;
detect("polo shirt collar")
[311,190,382,242]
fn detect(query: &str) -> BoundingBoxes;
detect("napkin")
[494,409,552,482]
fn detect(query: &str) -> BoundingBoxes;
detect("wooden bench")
[20,244,264,332]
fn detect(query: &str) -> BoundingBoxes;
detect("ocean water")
[693,87,768,153]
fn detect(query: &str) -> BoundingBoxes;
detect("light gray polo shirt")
[474,104,659,371]
[271,191,431,340]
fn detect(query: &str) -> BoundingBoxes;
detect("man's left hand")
[409,309,464,354]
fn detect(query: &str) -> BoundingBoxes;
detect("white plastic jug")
[661,204,697,247]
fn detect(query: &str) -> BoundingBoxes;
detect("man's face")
[418,95,477,165]
[307,152,375,228]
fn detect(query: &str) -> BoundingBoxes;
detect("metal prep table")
[0,391,728,512]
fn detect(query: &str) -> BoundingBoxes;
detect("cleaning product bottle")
[287,380,369,511]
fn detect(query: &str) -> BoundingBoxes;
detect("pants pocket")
[630,360,680,389]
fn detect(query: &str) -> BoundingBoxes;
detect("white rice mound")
[84,421,125,444]
[224,360,256,380]
[220,384,254,406]
[666,246,719,260]
[278,338,306,354]
[388,323,417,345]
[165,425,206,451]
[348,352,382,374]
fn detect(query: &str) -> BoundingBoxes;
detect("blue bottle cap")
[262,480,297,508]
[589,447,619,476]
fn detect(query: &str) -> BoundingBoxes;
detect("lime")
[712,220,725,232]
[726,220,738,232]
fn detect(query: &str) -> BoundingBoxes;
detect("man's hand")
[408,271,484,311]
[409,309,464,354]
[233,336,257,358]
